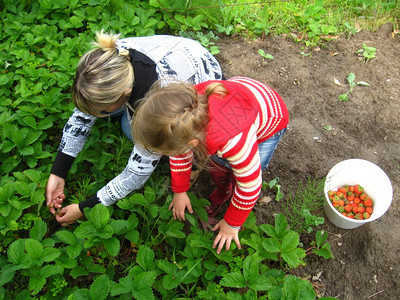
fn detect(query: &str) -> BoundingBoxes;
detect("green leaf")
[157,260,177,275]
[24,132,41,146]
[90,275,110,300]
[220,272,246,288]
[103,237,120,257]
[67,243,83,259]
[111,219,129,234]
[41,247,61,263]
[313,243,333,259]
[36,118,53,130]
[281,248,306,268]
[126,213,139,230]
[346,73,355,84]
[132,271,156,299]
[259,224,276,238]
[315,230,328,248]
[29,275,46,295]
[90,204,109,229]
[75,222,97,239]
[274,213,288,238]
[25,239,43,261]
[281,231,300,251]
[19,146,35,156]
[55,230,76,245]
[7,239,29,266]
[282,275,315,299]
[29,219,47,241]
[22,116,37,129]
[243,255,258,282]
[70,266,89,279]
[160,221,186,239]
[338,94,348,101]
[162,274,180,290]
[125,230,139,244]
[249,275,273,291]
[144,186,156,203]
[137,246,155,271]
[0,264,21,286]
[262,238,281,253]
[357,81,370,86]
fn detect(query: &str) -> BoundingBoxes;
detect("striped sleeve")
[217,124,262,226]
[170,150,194,193]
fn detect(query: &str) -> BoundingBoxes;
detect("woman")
[46,30,223,226]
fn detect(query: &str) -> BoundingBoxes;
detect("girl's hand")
[169,192,193,222]
[46,174,66,215]
[55,204,84,226]
[212,219,241,254]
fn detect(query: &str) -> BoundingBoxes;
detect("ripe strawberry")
[366,207,373,214]
[363,212,371,219]
[364,198,373,207]
[360,193,367,200]
[354,197,361,204]
[344,205,352,213]
[352,207,358,214]
[358,206,365,214]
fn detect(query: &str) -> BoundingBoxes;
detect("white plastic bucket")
[324,159,393,229]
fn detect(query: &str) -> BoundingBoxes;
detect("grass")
[282,178,326,233]
[153,0,400,46]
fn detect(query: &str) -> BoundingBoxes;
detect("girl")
[46,30,223,226]
[132,77,289,253]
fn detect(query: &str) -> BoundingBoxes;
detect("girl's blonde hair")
[132,80,228,160]
[72,30,134,117]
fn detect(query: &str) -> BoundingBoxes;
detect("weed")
[282,178,325,233]
[357,43,377,64]
[338,73,370,101]
[258,49,274,60]
[262,177,283,202]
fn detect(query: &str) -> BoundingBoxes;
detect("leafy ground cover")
[1,0,399,299]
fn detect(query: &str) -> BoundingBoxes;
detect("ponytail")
[72,29,133,116]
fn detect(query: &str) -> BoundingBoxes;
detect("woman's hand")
[55,204,84,226]
[169,192,193,221]
[212,219,241,254]
[46,174,66,215]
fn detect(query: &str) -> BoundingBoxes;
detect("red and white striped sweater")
[170,77,289,226]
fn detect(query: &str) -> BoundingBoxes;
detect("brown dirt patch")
[209,24,400,299]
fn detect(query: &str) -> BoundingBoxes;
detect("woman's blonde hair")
[132,80,228,160]
[72,30,134,117]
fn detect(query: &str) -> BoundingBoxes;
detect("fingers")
[213,234,228,254]
[211,222,220,232]
[233,235,241,250]
[172,208,185,222]
[187,202,193,214]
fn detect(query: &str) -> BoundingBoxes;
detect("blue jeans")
[107,107,133,141]
[210,128,287,170]
[121,109,133,141]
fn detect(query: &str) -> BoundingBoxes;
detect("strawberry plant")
[338,73,370,101]
[357,43,377,64]
[0,1,342,298]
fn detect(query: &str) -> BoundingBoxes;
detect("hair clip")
[115,48,120,55]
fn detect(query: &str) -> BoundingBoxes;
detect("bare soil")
[210,24,400,299]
